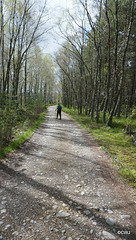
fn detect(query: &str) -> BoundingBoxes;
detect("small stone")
[68,238,72,240]
[69,201,73,205]
[96,232,101,237]
[90,216,95,220]
[97,192,101,197]
[56,211,70,218]
[97,178,104,182]
[0,222,3,225]
[90,229,94,234]
[81,191,85,195]
[76,206,82,210]
[76,184,81,188]
[103,231,116,239]
[65,175,68,180]
[12,231,19,236]
[63,203,67,207]
[0,236,2,239]
[106,218,115,226]
[62,229,66,234]
[5,224,11,230]
[121,215,130,219]
[84,209,91,216]
[1,209,6,214]
[60,237,67,240]
[53,205,58,210]
[64,224,70,228]
[108,210,113,214]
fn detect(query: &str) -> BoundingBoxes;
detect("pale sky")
[40,0,74,55]
[40,0,96,56]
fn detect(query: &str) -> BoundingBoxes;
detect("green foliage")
[0,112,46,159]
[118,168,136,188]
[130,108,136,119]
[0,107,17,146]
[0,94,48,155]
[63,106,136,188]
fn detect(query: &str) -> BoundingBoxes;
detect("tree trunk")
[1,0,5,93]
[24,53,27,105]
[103,0,111,123]
[108,0,135,126]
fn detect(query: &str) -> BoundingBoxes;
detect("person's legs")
[57,111,58,119]
[59,112,61,120]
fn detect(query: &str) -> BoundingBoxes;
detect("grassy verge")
[0,111,46,159]
[62,106,136,188]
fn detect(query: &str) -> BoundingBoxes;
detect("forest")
[56,0,136,126]
[0,0,136,159]
[0,0,56,153]
[1,4,136,238]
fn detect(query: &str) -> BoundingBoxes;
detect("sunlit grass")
[62,106,136,187]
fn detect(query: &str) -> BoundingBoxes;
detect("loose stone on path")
[102,231,116,240]
[56,211,70,218]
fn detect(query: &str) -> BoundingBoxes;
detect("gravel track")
[0,106,136,240]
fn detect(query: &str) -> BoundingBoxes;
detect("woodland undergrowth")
[0,96,49,159]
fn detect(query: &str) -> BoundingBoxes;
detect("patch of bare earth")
[0,106,136,240]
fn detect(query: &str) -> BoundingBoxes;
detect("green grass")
[62,106,136,187]
[0,112,46,159]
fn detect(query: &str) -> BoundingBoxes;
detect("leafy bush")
[0,94,47,149]
[0,108,17,145]
[130,108,136,119]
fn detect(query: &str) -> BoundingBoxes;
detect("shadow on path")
[0,162,136,240]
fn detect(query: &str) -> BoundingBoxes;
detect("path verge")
[62,107,136,188]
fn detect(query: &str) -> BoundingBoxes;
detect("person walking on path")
[56,102,62,120]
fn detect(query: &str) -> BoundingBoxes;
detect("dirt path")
[0,106,136,240]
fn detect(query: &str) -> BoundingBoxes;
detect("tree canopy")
[56,0,136,125]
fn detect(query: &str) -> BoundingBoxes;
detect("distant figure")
[57,102,62,120]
